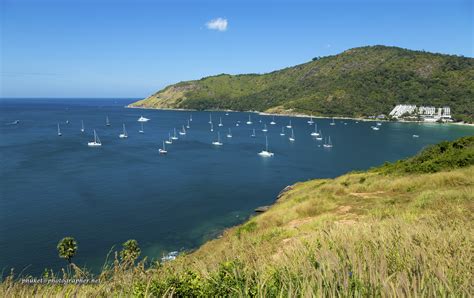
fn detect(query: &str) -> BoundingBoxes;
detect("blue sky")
[1,0,472,98]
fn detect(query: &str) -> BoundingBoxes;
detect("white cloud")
[206,18,228,32]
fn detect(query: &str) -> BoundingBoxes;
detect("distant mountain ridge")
[130,46,474,122]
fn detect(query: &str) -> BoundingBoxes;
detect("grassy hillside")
[130,46,474,122]
[2,137,473,296]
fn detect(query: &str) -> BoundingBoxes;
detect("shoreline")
[126,105,474,127]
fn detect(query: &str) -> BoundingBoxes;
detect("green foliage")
[57,237,77,264]
[378,136,474,174]
[135,46,474,122]
[120,239,141,263]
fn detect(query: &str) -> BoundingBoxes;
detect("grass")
[2,137,473,296]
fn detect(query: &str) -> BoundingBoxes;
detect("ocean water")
[1,98,473,276]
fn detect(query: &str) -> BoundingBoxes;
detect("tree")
[57,237,78,264]
[120,239,141,263]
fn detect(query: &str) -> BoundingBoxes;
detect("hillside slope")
[130,46,474,122]
[2,137,473,296]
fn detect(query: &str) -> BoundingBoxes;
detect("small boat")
[119,124,128,138]
[258,136,274,157]
[165,133,173,144]
[280,127,285,136]
[159,141,167,154]
[88,130,102,147]
[11,120,20,125]
[80,120,85,132]
[270,116,276,125]
[310,124,319,136]
[208,113,212,124]
[259,119,262,123]
[246,115,252,125]
[323,136,333,148]
[179,125,186,135]
[57,123,62,136]
[226,128,232,138]
[412,134,419,138]
[251,128,256,138]
[210,123,214,132]
[138,122,144,133]
[330,118,336,126]
[371,126,380,131]
[161,251,179,263]
[307,115,314,124]
[286,120,292,129]
[212,132,223,146]
[186,120,190,129]
[138,116,150,122]
[66,120,70,125]
[225,112,229,116]
[344,122,348,125]
[189,114,193,122]
[289,129,295,142]
[376,122,382,126]
[262,124,268,132]
[235,122,240,127]
[218,117,223,127]
[106,116,111,126]
[171,128,179,140]
[316,131,323,141]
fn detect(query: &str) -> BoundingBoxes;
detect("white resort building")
[389,104,452,122]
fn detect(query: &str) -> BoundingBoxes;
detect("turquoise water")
[1,98,473,276]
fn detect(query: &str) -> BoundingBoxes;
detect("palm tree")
[57,237,78,264]
[120,239,141,263]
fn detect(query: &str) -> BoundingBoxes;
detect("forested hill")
[130,46,474,121]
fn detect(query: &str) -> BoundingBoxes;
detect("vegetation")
[56,237,78,264]
[130,46,474,122]
[120,239,141,264]
[2,137,473,296]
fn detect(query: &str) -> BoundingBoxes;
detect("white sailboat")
[88,130,102,147]
[280,127,285,136]
[251,128,256,138]
[179,125,186,135]
[289,129,295,142]
[226,128,232,138]
[165,133,173,144]
[159,141,167,154]
[208,113,213,124]
[171,128,179,140]
[316,131,323,141]
[307,115,314,124]
[212,132,223,146]
[57,123,62,136]
[210,122,214,132]
[189,114,193,122]
[138,116,150,122]
[262,123,268,132]
[235,122,240,127]
[106,116,111,126]
[258,136,274,157]
[218,117,223,127]
[138,122,144,133]
[310,124,319,136]
[186,120,190,129]
[323,136,333,148]
[80,120,85,132]
[270,116,276,125]
[286,120,292,129]
[246,115,252,125]
[119,124,128,138]
[330,118,336,126]
[225,111,229,116]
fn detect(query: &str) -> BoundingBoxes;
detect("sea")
[1,98,473,276]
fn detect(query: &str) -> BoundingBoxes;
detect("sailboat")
[289,129,295,142]
[171,128,179,140]
[307,115,314,124]
[57,123,62,136]
[270,116,276,125]
[310,124,319,136]
[208,113,213,124]
[186,120,190,129]
[88,130,102,147]
[316,131,323,141]
[235,122,240,127]
[225,111,229,116]
[165,133,173,144]
[246,115,252,125]
[189,114,193,122]
[210,122,214,132]
[80,120,85,132]
[218,117,223,127]
[106,116,111,126]
[330,118,336,126]
[262,123,268,132]
[138,122,144,133]
[159,141,167,154]
[138,116,150,122]
[280,127,285,136]
[323,136,333,148]
[258,136,274,157]
[251,128,256,138]
[212,132,223,146]
[286,120,292,129]
[179,125,186,135]
[226,128,232,138]
[119,124,128,138]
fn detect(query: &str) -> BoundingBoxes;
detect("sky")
[0,0,472,98]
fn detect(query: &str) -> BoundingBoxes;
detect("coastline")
[126,105,474,127]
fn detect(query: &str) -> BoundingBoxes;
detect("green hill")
[2,137,473,296]
[130,46,474,122]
